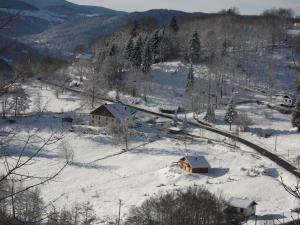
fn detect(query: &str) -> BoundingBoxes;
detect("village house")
[179,155,210,173]
[228,198,257,218]
[275,93,296,107]
[90,103,133,127]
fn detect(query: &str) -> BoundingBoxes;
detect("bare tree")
[109,119,133,151]
[281,177,300,199]
[0,129,71,203]
[125,186,242,225]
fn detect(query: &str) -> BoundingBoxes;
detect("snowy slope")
[1,69,299,224]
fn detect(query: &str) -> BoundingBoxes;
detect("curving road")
[121,103,300,179]
[50,82,300,179]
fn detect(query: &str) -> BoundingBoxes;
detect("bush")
[125,186,242,225]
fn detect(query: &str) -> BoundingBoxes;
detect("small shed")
[228,198,257,217]
[159,106,180,114]
[179,155,210,173]
[168,126,185,134]
[275,93,296,107]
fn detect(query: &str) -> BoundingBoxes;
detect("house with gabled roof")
[89,103,134,127]
[228,197,257,217]
[179,155,210,173]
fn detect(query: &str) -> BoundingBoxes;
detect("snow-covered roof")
[229,198,257,209]
[169,127,182,131]
[75,54,92,60]
[91,103,133,119]
[275,92,297,101]
[160,105,179,111]
[184,156,210,168]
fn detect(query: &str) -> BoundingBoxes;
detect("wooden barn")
[89,103,133,127]
[179,155,210,173]
[228,198,257,218]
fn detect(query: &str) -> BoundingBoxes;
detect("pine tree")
[108,44,116,57]
[224,95,238,130]
[189,31,201,63]
[124,37,134,62]
[185,64,194,93]
[204,105,215,123]
[292,96,300,132]
[116,90,120,102]
[142,42,152,74]
[169,16,179,33]
[130,20,139,37]
[148,30,161,62]
[132,36,143,68]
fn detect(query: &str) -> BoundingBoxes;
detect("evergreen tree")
[124,37,134,62]
[224,96,238,130]
[130,20,139,37]
[141,42,152,74]
[148,30,161,62]
[116,90,120,102]
[169,16,179,33]
[292,96,300,132]
[204,105,215,123]
[108,44,117,57]
[132,36,143,68]
[185,64,194,93]
[189,31,201,63]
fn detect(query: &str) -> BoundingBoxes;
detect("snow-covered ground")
[1,64,300,225]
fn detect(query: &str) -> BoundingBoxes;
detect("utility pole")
[184,134,188,156]
[117,199,122,225]
[275,136,278,152]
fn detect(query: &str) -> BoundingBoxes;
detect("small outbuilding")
[275,93,296,107]
[228,198,257,218]
[179,155,210,173]
[159,106,181,114]
[90,103,133,127]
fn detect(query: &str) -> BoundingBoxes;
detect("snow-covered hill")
[21,9,194,53]
[0,0,125,38]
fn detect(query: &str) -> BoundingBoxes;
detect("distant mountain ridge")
[0,0,126,37]
[21,0,126,15]
[0,0,39,11]
[21,9,194,54]
[0,0,207,57]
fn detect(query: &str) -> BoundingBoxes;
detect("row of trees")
[0,178,97,225]
[81,7,295,116]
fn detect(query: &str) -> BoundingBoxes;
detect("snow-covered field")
[1,56,300,224]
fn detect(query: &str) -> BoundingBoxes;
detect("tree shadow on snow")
[256,214,286,221]
[130,147,183,156]
[5,145,57,160]
[71,161,119,170]
[207,168,229,178]
[248,127,298,137]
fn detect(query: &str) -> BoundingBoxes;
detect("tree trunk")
[92,87,95,108]
[14,98,17,117]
